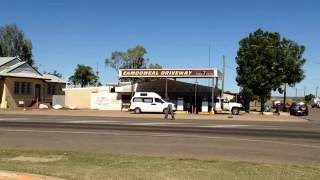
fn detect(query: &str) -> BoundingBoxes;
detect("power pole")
[316,86,319,97]
[295,88,298,100]
[221,55,225,97]
[208,45,211,87]
[304,86,306,97]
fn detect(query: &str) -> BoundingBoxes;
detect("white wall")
[90,91,122,110]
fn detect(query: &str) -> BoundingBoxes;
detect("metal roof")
[0,57,17,67]
[43,74,66,83]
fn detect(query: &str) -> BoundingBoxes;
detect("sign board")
[119,69,220,78]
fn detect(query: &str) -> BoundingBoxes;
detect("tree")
[148,63,162,69]
[105,45,163,82]
[44,70,63,78]
[280,39,306,107]
[105,45,148,72]
[69,64,98,87]
[305,94,315,102]
[0,24,34,66]
[236,29,303,112]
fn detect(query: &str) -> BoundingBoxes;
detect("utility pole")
[295,88,298,100]
[316,86,319,97]
[304,86,306,97]
[194,79,198,114]
[221,55,225,97]
[283,83,287,111]
[208,45,211,87]
[96,62,99,87]
[209,45,211,67]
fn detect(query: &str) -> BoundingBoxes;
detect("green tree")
[148,63,162,69]
[105,45,164,83]
[69,64,98,87]
[105,45,148,71]
[236,29,304,112]
[0,24,34,66]
[280,39,306,107]
[305,94,315,102]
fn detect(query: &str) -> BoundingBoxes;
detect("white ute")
[214,97,243,115]
[130,92,176,114]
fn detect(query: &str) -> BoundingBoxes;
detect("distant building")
[0,57,66,108]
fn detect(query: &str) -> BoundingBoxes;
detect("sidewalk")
[0,109,306,122]
[0,170,63,180]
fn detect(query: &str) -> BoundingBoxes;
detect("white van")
[129,92,176,113]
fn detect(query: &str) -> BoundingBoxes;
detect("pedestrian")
[164,104,175,120]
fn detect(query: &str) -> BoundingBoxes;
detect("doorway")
[35,84,41,101]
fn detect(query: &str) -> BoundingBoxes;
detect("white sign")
[95,96,112,106]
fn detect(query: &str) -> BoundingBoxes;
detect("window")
[14,82,32,94]
[52,85,56,95]
[143,98,153,103]
[47,84,51,95]
[47,84,57,95]
[133,98,143,102]
[14,82,20,94]
[140,93,147,96]
[26,83,31,94]
[155,98,164,103]
[21,82,26,94]
[110,87,115,93]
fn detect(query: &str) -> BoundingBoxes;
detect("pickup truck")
[214,97,243,115]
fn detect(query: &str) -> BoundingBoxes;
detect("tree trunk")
[260,96,265,112]
[283,83,287,112]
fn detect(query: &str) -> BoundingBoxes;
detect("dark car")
[290,102,309,116]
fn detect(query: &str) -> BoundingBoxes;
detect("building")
[0,57,65,108]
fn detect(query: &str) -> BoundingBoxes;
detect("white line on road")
[1,128,319,149]
[0,118,31,121]
[198,125,252,128]
[60,120,121,123]
[126,122,188,125]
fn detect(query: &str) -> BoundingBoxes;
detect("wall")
[4,77,44,108]
[2,77,65,108]
[91,91,121,110]
[0,80,4,104]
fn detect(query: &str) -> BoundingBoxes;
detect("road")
[0,112,320,166]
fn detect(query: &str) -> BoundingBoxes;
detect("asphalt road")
[0,113,320,166]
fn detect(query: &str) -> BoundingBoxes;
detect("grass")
[0,149,319,180]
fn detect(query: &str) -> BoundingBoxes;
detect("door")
[142,97,154,112]
[35,84,41,101]
[153,98,165,112]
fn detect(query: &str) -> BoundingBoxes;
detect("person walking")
[164,104,175,120]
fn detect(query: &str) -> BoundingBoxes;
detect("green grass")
[0,149,319,180]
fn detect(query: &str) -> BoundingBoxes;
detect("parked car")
[290,102,309,116]
[130,92,176,114]
[311,98,320,108]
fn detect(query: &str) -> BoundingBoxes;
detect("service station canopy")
[119,68,222,78]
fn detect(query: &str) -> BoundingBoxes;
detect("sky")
[0,0,319,96]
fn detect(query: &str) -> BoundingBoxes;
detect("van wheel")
[163,108,168,114]
[134,108,141,114]
[231,108,239,115]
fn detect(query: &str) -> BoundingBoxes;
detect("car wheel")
[134,108,141,114]
[231,108,239,115]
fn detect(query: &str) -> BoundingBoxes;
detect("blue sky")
[1,0,319,96]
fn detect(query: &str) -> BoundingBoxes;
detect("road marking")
[1,128,319,149]
[126,122,187,126]
[60,120,121,123]
[198,125,252,128]
[0,118,31,121]
[197,124,283,129]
